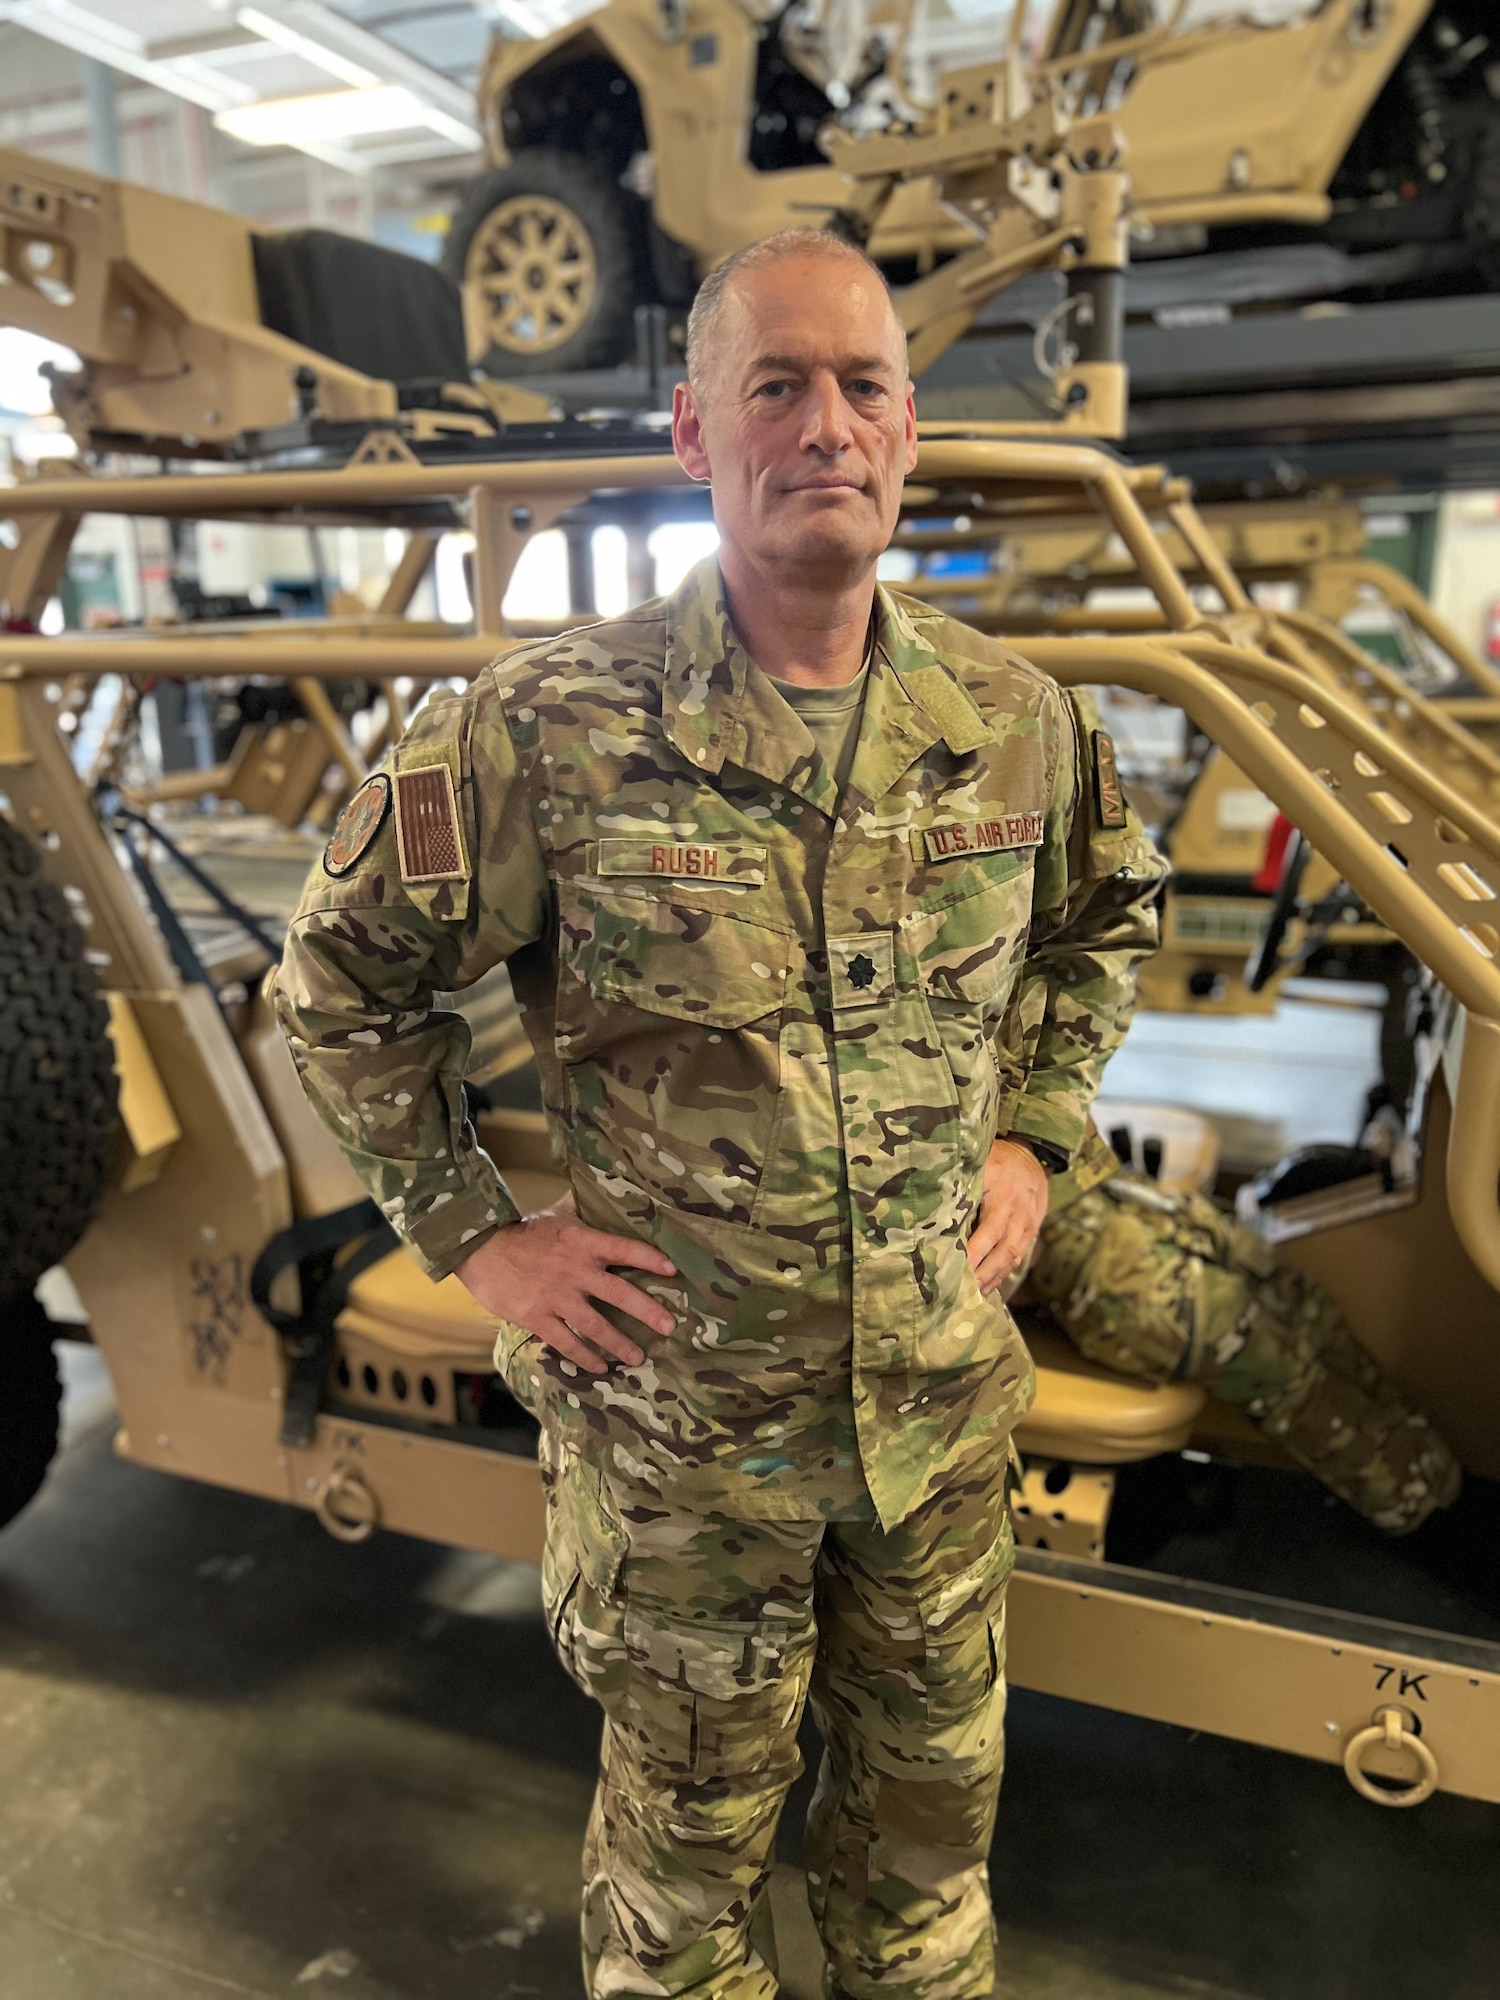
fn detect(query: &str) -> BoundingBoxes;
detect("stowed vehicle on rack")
[3,413,1500,1814]
[451,0,1500,375]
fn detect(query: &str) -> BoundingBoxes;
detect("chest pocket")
[904,848,1036,1194]
[554,863,791,1226]
[912,847,1035,1014]
[559,859,790,1044]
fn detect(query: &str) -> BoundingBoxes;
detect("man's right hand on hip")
[456,1215,678,1375]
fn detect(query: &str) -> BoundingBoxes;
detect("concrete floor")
[3,1353,1499,2000]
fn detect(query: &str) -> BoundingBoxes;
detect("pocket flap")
[912,894,1023,1006]
[555,1458,628,1598]
[568,890,790,1029]
[916,1519,1016,1638]
[623,1605,811,1698]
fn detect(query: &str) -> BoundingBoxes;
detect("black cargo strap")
[111,806,283,963]
[251,1198,399,1449]
[112,816,216,990]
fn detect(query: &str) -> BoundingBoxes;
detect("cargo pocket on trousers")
[915,1516,1015,1733]
[540,1445,629,1711]
[622,1606,814,1789]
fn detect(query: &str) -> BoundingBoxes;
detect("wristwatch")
[1003,1134,1070,1177]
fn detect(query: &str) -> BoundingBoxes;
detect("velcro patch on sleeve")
[920,813,1044,863]
[594,838,767,885]
[323,772,391,878]
[1092,730,1128,829]
[394,764,467,883]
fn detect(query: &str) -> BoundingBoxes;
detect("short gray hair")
[684,229,904,394]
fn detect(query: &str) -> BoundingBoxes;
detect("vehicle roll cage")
[2,426,1497,1286]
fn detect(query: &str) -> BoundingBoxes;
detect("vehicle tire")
[0,1293,63,1531]
[443,150,645,376]
[0,818,118,1301]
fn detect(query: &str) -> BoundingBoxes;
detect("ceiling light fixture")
[216,82,432,147]
[234,7,380,91]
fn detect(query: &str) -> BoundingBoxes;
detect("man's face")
[672,254,918,583]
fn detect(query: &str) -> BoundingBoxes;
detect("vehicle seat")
[240,993,1206,1457]
[341,1241,1206,1464]
[1014,1325,1206,1463]
[338,1166,569,1360]
[1091,1097,1219,1193]
[239,983,568,1349]
[251,228,469,388]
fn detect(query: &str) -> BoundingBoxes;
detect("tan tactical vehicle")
[5,426,1500,1814]
[0,65,1131,454]
[4,141,1500,1818]
[450,0,1498,375]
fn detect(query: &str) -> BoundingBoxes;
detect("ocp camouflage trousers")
[539,1431,1014,2000]
[1022,1175,1460,1533]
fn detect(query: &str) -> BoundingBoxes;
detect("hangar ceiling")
[0,0,616,178]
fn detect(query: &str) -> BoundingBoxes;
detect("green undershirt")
[768,664,870,801]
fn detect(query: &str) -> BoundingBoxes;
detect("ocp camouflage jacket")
[276,558,1165,1526]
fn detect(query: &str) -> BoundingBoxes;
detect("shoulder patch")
[323,773,391,878]
[394,764,467,883]
[1092,730,1128,830]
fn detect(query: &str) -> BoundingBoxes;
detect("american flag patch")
[394,764,466,882]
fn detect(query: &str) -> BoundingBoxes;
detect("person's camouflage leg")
[1025,1177,1460,1533]
[541,1433,819,1999]
[541,1432,1017,1998]
[805,1462,1013,2000]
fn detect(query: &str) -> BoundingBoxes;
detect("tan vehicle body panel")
[480,0,869,270]
[0,153,395,448]
[1088,0,1424,225]
[0,148,551,457]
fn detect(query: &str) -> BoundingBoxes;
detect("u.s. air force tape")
[1093,730,1128,829]
[917,812,1044,862]
[394,764,467,883]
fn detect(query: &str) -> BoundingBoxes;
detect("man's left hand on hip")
[969,1138,1052,1296]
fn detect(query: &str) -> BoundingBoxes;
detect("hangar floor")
[3,1352,1499,2000]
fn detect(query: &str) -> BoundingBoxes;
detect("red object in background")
[1253,813,1296,895]
[1486,600,1500,662]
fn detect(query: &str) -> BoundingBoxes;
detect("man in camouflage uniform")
[276,231,1164,1998]
[1016,1129,1460,1533]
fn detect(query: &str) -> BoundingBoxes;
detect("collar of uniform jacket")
[661,557,994,810]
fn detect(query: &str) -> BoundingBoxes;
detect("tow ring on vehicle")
[1342,1705,1439,1808]
[314,1466,379,1544]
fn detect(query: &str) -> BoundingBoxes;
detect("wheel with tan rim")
[443,149,643,377]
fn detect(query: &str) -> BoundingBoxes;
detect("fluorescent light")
[235,7,380,91]
[0,0,251,112]
[217,83,434,147]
